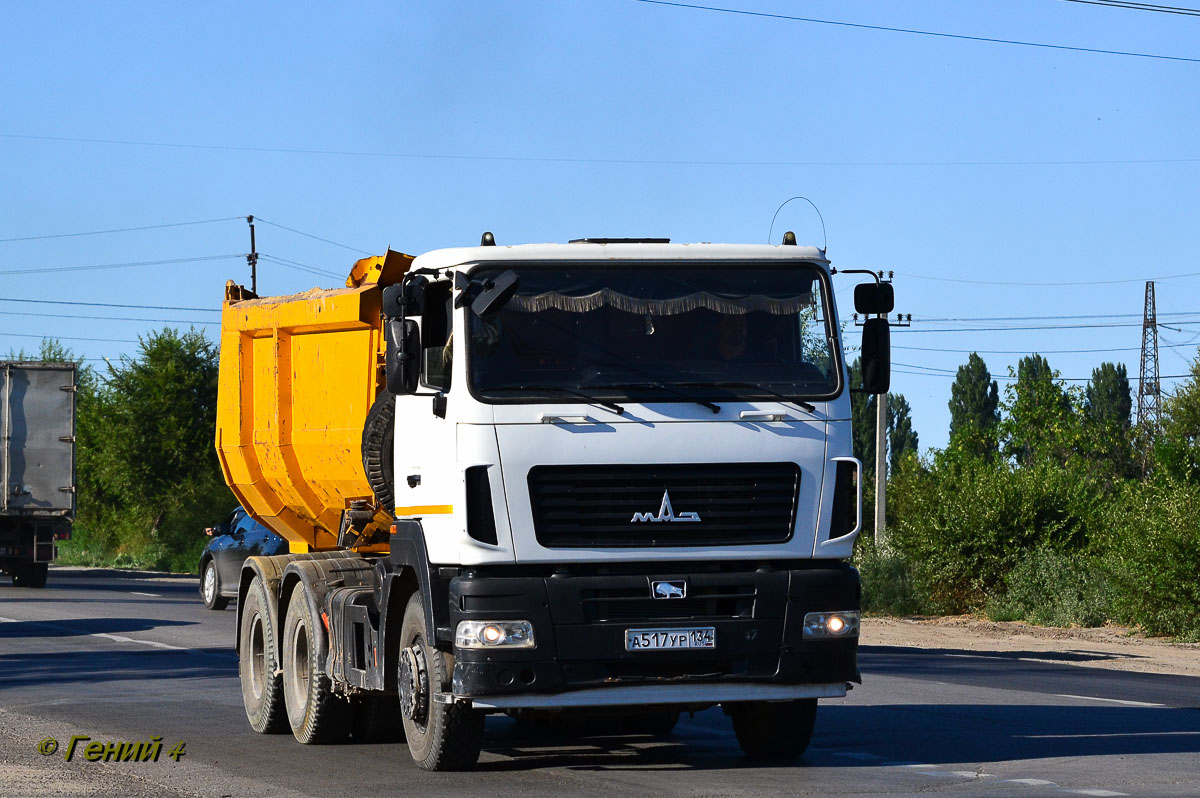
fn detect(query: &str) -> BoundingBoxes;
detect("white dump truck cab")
[376,238,888,751]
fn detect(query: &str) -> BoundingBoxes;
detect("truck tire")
[397,592,484,770]
[12,562,48,588]
[353,694,406,743]
[728,699,817,760]
[361,391,396,515]
[201,560,229,610]
[239,576,288,734]
[282,581,354,743]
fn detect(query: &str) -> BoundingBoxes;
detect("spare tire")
[361,391,396,515]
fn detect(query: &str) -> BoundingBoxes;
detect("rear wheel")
[201,560,229,610]
[398,592,484,770]
[239,576,288,733]
[12,562,47,588]
[282,581,354,743]
[728,699,817,760]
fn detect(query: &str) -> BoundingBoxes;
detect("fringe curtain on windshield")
[507,289,812,316]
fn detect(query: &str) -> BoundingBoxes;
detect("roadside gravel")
[863,615,1200,678]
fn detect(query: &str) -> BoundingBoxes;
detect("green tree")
[76,328,234,571]
[948,352,999,457]
[1157,353,1200,481]
[1000,354,1076,465]
[1081,362,1134,475]
[888,393,919,473]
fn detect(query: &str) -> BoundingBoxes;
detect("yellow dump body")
[215,250,412,551]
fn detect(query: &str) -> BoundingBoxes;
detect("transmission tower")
[1137,281,1161,432]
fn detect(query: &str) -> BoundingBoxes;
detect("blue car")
[198,507,287,610]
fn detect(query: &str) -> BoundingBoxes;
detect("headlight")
[455,620,536,649]
[802,611,860,639]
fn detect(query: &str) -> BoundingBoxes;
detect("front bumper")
[448,562,860,705]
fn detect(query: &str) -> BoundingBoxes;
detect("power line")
[0,332,138,343]
[259,254,344,279]
[0,217,242,243]
[0,309,216,324]
[912,311,1200,322]
[0,297,220,313]
[0,253,245,277]
[893,342,1198,354]
[254,218,372,256]
[893,361,1192,382]
[904,270,1200,286]
[3,132,1197,168]
[1058,0,1200,17]
[630,0,1200,63]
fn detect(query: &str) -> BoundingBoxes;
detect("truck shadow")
[0,647,237,689]
[473,703,1200,772]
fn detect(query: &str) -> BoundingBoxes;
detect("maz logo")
[631,490,701,523]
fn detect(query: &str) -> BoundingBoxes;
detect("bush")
[1098,478,1200,641]
[886,452,1105,613]
[854,537,931,616]
[985,547,1113,627]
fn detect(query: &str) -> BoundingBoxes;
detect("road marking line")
[1056,694,1165,707]
[949,771,994,778]
[1065,790,1129,797]
[1005,778,1058,786]
[130,591,161,597]
[91,632,186,650]
[1019,731,1200,739]
[943,653,1009,660]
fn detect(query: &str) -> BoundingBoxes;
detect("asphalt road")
[1,569,1197,797]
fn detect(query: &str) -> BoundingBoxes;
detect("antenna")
[768,196,827,254]
[1137,280,1161,466]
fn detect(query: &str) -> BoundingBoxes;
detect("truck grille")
[528,463,801,547]
[580,584,757,622]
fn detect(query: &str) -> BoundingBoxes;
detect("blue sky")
[2,1,1197,450]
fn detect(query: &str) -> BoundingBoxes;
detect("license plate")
[625,627,716,651]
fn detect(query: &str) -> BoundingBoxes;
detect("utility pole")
[874,390,887,547]
[1137,280,1161,471]
[246,215,258,295]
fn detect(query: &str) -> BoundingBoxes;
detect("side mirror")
[386,318,421,394]
[854,282,894,315]
[470,271,520,317]
[382,276,427,319]
[860,317,891,394]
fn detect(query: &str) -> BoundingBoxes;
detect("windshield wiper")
[500,385,625,415]
[589,382,721,414]
[679,381,816,413]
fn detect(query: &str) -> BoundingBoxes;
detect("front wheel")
[397,592,484,770]
[728,699,817,760]
[201,560,228,610]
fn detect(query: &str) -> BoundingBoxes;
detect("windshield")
[467,263,840,403]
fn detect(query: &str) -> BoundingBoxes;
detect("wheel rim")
[286,618,310,712]
[248,611,266,701]
[398,641,429,730]
[203,565,216,604]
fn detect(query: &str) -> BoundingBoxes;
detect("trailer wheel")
[239,576,288,733]
[201,560,229,610]
[397,592,484,770]
[361,391,396,514]
[12,563,47,588]
[282,581,354,743]
[728,699,817,760]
